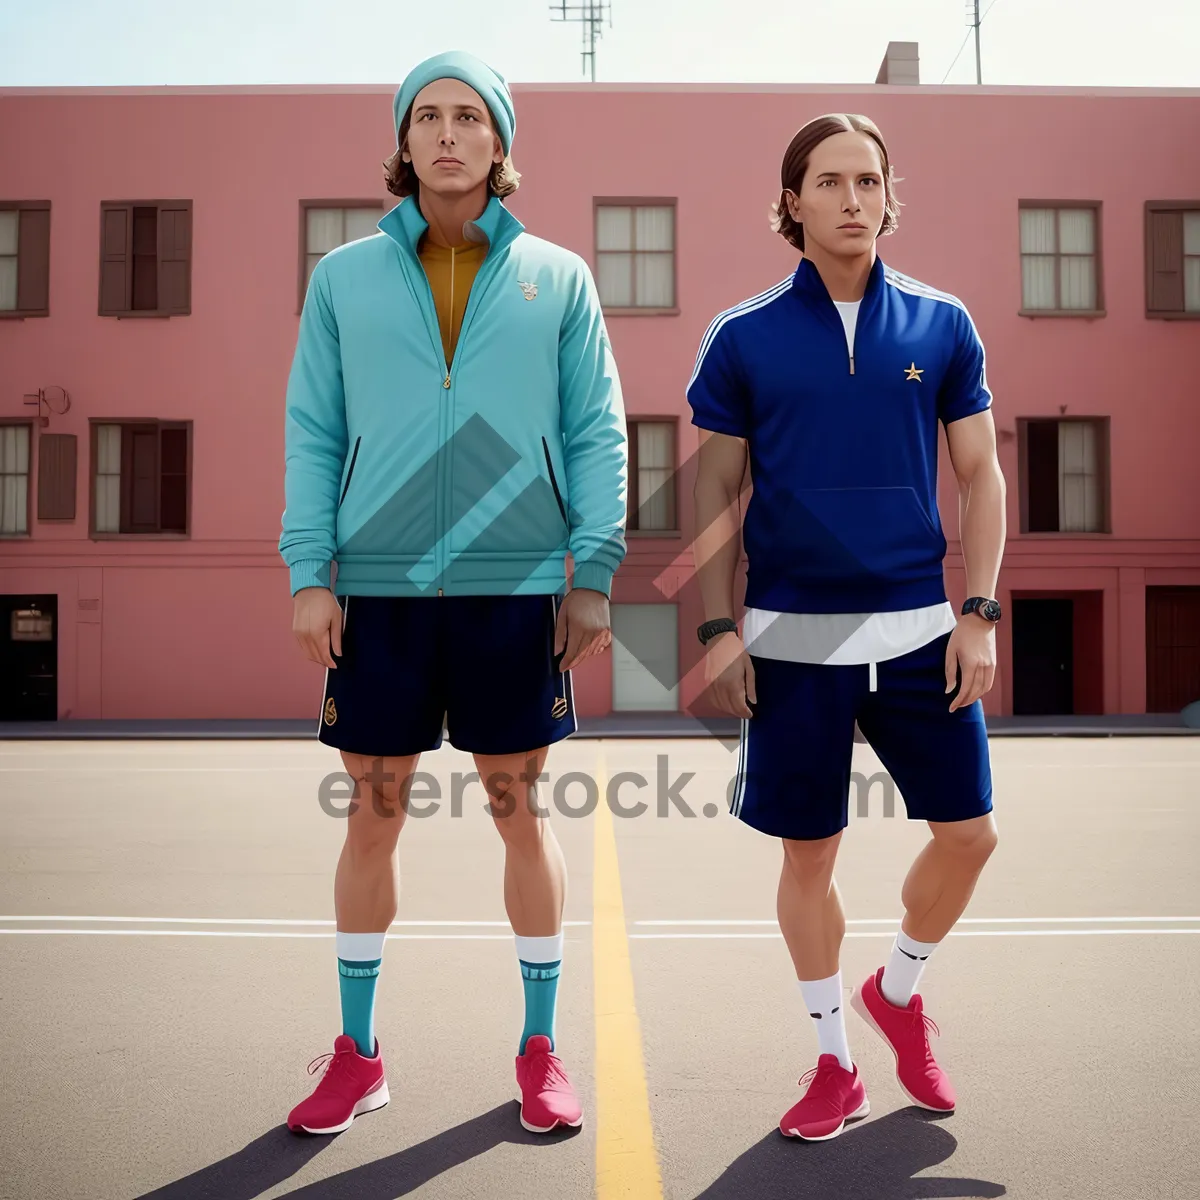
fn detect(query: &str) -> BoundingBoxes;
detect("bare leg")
[778,832,845,980]
[334,752,420,933]
[899,813,999,943]
[475,746,564,936]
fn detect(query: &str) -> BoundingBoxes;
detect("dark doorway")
[1146,587,1200,713]
[0,594,58,721]
[1012,597,1074,715]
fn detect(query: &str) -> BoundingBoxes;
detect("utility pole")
[967,0,982,84]
[549,1,613,83]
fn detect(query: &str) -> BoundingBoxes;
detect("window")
[1145,202,1200,318]
[99,201,192,317]
[594,200,676,313]
[301,203,385,306]
[1019,418,1109,534]
[611,604,679,711]
[627,420,678,532]
[0,423,32,536]
[91,421,190,536]
[1018,203,1102,314]
[0,202,51,318]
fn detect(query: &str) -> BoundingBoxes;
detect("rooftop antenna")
[549,1,612,83]
[966,0,982,83]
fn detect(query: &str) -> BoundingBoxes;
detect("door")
[611,603,680,712]
[0,594,58,720]
[1146,587,1200,713]
[1012,597,1074,716]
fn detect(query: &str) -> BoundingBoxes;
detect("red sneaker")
[851,967,956,1112]
[515,1035,583,1133]
[286,1034,390,1134]
[779,1053,870,1141]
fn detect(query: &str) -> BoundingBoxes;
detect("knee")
[782,834,841,889]
[344,782,405,856]
[936,815,998,865]
[488,787,546,850]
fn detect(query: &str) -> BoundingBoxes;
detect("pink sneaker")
[852,966,956,1112]
[779,1053,870,1141]
[515,1035,583,1133]
[287,1034,390,1134]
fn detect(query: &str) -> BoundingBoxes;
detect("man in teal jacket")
[279,50,627,1137]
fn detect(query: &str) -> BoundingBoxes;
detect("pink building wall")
[2,82,1199,720]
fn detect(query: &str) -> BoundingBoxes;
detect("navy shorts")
[729,631,993,841]
[317,593,576,758]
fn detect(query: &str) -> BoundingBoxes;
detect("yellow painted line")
[592,753,664,1200]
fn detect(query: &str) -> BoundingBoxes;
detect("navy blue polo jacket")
[687,255,992,615]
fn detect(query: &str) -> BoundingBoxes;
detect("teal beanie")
[393,51,515,155]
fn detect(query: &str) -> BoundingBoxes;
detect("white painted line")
[0,930,541,940]
[635,916,1200,926]
[0,916,591,927]
[629,929,1200,940]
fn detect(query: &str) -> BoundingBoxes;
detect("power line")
[549,2,613,83]
[942,0,1002,85]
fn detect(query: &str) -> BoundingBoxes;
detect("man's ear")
[784,189,802,222]
[493,135,504,165]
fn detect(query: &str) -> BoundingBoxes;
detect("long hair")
[382,110,521,200]
[770,113,901,252]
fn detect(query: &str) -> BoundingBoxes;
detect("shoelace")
[306,1048,352,1080]
[797,1059,841,1091]
[526,1049,571,1090]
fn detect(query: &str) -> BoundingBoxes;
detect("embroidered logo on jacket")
[518,280,539,301]
[904,362,924,382]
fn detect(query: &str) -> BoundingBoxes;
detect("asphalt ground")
[1,735,1198,1200]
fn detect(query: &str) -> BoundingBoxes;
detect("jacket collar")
[380,193,525,259]
[791,252,886,316]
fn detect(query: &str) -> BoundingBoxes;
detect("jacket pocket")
[542,436,569,527]
[761,486,943,583]
[338,436,361,509]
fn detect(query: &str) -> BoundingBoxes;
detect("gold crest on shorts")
[551,696,568,720]
[323,697,338,726]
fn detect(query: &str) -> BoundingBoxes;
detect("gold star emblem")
[904,362,924,382]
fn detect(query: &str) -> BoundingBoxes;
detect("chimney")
[875,41,920,85]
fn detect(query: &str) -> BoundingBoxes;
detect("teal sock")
[338,958,381,1058]
[518,958,561,1054]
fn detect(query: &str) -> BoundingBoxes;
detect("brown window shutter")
[37,433,77,520]
[17,206,51,314]
[159,425,188,532]
[1148,210,1184,313]
[121,425,160,532]
[158,204,192,314]
[1026,421,1059,532]
[99,205,132,314]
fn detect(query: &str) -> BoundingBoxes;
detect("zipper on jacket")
[542,437,569,526]
[338,435,361,507]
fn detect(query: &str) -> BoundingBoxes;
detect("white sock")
[798,972,852,1072]
[336,931,387,962]
[514,931,563,964]
[881,930,940,1008]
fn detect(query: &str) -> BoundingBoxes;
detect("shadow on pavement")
[694,1108,1007,1200]
[135,1101,579,1199]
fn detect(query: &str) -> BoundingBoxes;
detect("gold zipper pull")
[443,373,451,388]
[437,587,444,596]
[850,356,855,375]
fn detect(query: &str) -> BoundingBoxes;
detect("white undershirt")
[742,299,957,680]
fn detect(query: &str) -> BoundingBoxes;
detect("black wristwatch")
[962,597,1002,623]
[697,617,739,646]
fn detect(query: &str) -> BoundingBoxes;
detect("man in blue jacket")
[279,51,627,1136]
[689,113,1004,1141]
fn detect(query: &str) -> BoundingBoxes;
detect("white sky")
[1,0,1196,89]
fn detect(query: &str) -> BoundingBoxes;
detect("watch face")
[982,600,1001,621]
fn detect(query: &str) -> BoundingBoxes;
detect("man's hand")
[945,615,997,711]
[554,587,611,671]
[293,586,343,669]
[705,631,756,718]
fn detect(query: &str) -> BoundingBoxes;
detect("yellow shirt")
[418,236,488,367]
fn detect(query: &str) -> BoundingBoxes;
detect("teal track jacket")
[279,195,628,598]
